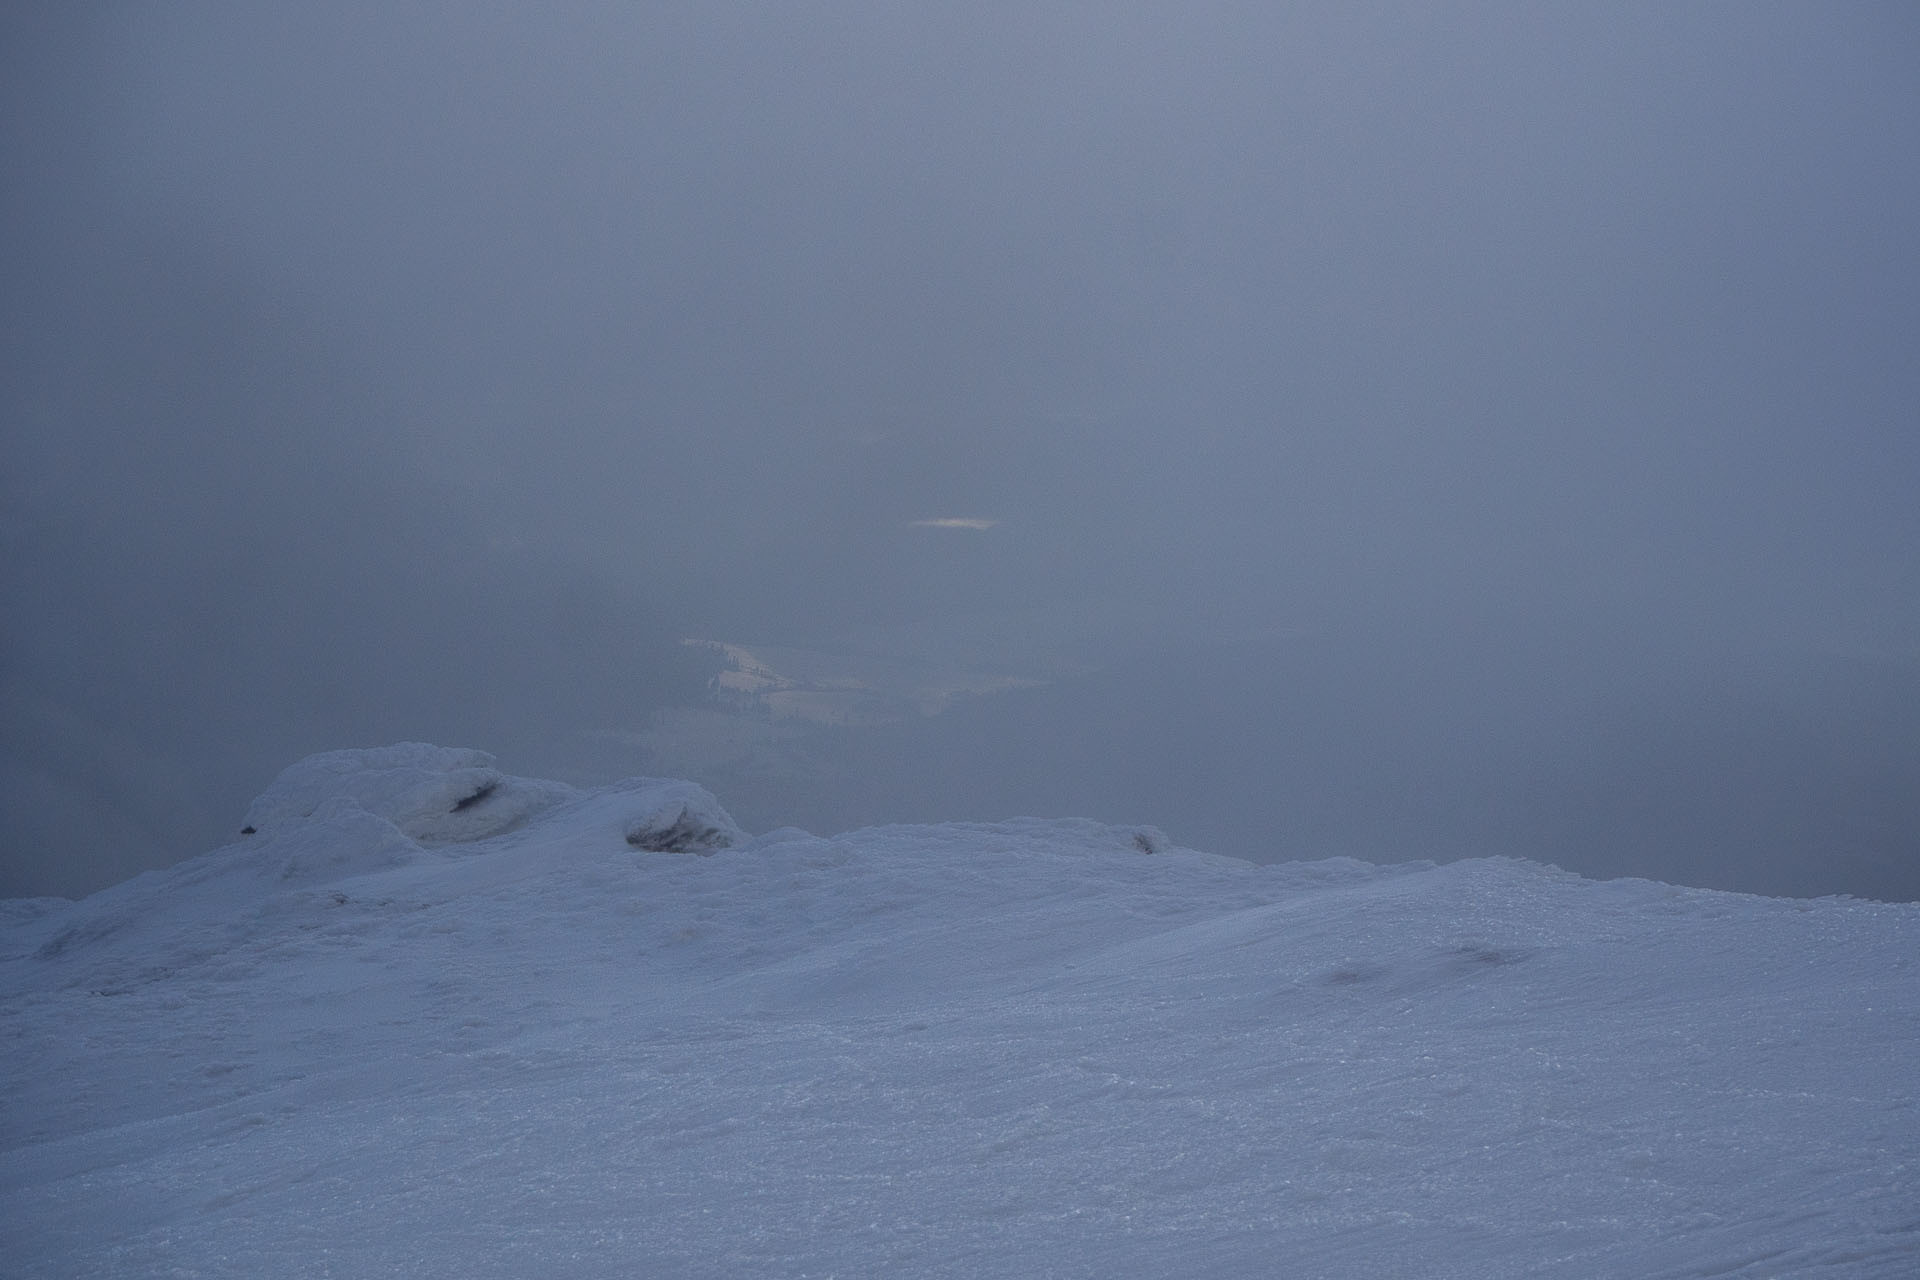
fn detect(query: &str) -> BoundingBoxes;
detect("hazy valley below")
[528,629,1920,904]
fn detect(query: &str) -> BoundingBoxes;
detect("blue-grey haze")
[4,2,1917,900]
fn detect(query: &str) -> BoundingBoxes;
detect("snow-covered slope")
[3,745,1915,1278]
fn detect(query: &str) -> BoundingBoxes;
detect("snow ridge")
[2,745,1915,1278]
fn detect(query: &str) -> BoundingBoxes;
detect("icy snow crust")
[3,746,1916,1278]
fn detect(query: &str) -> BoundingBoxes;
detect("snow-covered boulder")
[18,750,752,973]
[240,743,571,845]
[614,778,747,853]
[241,743,745,859]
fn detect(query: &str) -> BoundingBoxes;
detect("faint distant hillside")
[661,631,1920,902]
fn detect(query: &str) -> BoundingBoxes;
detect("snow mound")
[19,748,750,971]
[616,779,747,852]
[260,794,433,885]
[238,743,745,856]
[240,743,571,845]
[525,774,748,854]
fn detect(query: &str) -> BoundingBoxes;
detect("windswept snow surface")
[2,746,1916,1278]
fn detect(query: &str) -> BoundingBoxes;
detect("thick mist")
[5,2,1917,900]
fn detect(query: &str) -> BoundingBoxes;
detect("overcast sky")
[5,2,1918,899]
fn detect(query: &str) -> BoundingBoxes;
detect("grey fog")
[4,1,1918,902]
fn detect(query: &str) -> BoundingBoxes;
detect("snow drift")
[238,742,743,853]
[2,744,1915,1278]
